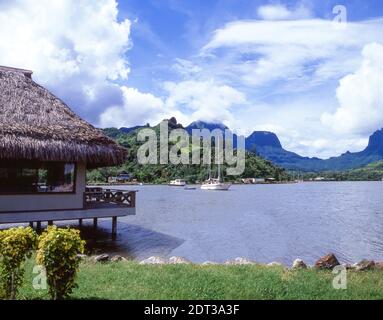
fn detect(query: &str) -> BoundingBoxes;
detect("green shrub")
[0,227,37,299]
[36,226,85,300]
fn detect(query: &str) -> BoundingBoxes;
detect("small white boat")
[169,179,187,186]
[201,178,231,190]
[201,136,231,191]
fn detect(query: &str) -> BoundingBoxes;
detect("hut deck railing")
[84,187,136,209]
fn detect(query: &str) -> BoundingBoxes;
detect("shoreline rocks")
[354,259,375,271]
[267,262,284,267]
[169,256,192,264]
[94,254,110,262]
[225,257,256,265]
[202,261,219,265]
[315,253,340,269]
[292,259,307,269]
[83,252,383,271]
[111,255,127,262]
[139,256,168,265]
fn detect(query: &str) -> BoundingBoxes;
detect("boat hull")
[201,183,231,191]
[169,180,187,186]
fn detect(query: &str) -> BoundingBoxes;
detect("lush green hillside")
[247,129,383,172]
[343,161,383,180]
[110,120,383,172]
[87,122,288,184]
[299,160,383,181]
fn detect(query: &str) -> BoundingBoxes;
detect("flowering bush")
[36,226,85,300]
[0,227,37,299]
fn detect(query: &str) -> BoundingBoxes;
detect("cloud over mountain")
[322,43,383,135]
[1,1,383,160]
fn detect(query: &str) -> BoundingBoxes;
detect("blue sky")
[120,0,383,93]
[1,0,383,158]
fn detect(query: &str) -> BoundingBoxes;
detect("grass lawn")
[14,258,383,300]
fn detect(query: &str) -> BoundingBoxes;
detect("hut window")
[0,162,76,194]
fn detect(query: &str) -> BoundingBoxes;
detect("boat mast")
[218,161,221,182]
[208,162,212,180]
[217,135,221,182]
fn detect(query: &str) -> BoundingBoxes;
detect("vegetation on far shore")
[299,160,383,181]
[86,123,383,184]
[87,125,288,184]
[18,259,383,300]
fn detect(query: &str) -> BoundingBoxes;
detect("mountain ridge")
[111,119,383,172]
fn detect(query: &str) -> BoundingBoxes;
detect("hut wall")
[0,163,86,213]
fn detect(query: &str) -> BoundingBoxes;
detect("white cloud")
[233,93,373,159]
[1,0,382,159]
[257,3,312,21]
[190,16,383,158]
[163,80,247,126]
[0,0,131,121]
[99,80,247,129]
[322,43,383,135]
[0,0,183,129]
[99,87,167,128]
[171,58,202,77]
[202,19,383,88]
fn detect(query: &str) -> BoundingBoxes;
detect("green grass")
[14,259,383,300]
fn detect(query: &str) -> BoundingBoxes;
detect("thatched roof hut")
[0,66,127,168]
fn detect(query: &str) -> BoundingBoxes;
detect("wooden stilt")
[93,218,98,229]
[79,219,83,228]
[29,222,34,228]
[112,217,117,239]
[48,220,53,226]
[36,221,42,233]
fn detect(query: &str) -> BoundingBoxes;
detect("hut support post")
[36,221,42,233]
[29,222,34,228]
[93,218,98,230]
[48,221,53,226]
[79,219,83,228]
[112,217,117,239]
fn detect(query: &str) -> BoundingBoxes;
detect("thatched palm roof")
[0,67,127,168]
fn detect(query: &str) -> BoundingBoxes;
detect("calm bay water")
[81,182,383,265]
[5,182,383,265]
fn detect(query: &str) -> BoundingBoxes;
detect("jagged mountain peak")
[364,128,383,155]
[186,120,228,133]
[113,118,383,172]
[246,131,282,149]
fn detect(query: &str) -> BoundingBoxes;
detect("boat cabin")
[0,66,136,235]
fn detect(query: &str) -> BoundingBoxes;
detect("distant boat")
[201,137,231,191]
[169,179,187,186]
[184,186,196,190]
[201,178,231,190]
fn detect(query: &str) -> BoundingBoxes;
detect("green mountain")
[102,119,383,173]
[185,121,383,172]
[346,161,383,180]
[246,129,383,172]
[302,160,383,181]
[87,119,288,183]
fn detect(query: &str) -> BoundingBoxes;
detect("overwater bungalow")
[0,66,136,235]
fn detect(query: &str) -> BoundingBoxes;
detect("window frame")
[0,161,77,195]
